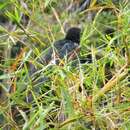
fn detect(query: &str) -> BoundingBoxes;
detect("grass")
[0,0,130,129]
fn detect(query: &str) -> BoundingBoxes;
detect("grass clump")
[0,0,130,129]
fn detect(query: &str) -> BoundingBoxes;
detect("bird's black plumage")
[29,27,81,77]
[30,27,81,73]
[29,27,81,79]
[40,27,81,64]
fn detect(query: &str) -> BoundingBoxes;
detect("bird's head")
[65,27,81,44]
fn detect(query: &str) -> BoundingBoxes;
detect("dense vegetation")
[0,0,130,129]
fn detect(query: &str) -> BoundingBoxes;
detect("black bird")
[29,27,81,79]
[29,27,81,74]
[40,27,81,64]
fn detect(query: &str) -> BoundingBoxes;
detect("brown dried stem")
[92,64,128,102]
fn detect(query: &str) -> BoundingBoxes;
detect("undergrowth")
[0,0,130,130]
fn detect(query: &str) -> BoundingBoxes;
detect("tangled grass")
[0,0,130,129]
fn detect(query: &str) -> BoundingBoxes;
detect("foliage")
[0,0,130,129]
